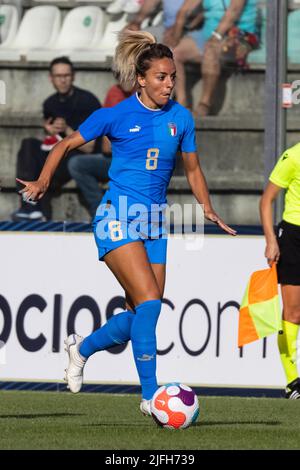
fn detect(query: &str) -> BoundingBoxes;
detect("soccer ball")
[150,383,199,429]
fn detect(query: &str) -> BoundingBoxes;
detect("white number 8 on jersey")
[146,148,159,170]
[108,221,124,242]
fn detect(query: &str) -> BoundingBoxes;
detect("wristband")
[212,31,223,41]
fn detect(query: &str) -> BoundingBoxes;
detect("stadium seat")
[0,5,61,62]
[0,4,19,46]
[27,6,105,62]
[141,17,150,29]
[247,7,266,65]
[151,9,163,27]
[288,10,300,63]
[123,0,144,14]
[107,0,143,14]
[107,0,126,14]
[70,13,128,62]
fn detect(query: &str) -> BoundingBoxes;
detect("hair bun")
[113,30,157,88]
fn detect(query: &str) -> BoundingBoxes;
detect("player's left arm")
[182,151,237,235]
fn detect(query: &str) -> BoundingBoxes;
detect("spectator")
[126,0,203,46]
[171,0,259,116]
[12,56,101,221]
[68,82,134,219]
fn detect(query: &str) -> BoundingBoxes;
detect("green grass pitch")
[0,390,299,450]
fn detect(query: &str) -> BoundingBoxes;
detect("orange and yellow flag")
[238,264,282,347]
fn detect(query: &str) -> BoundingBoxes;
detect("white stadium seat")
[141,17,150,29]
[151,10,163,27]
[70,13,127,62]
[27,6,105,62]
[0,5,61,61]
[107,0,143,14]
[107,0,126,14]
[0,5,19,46]
[123,0,144,14]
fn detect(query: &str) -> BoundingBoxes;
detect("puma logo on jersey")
[129,125,141,133]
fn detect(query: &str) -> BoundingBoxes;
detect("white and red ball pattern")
[150,383,199,429]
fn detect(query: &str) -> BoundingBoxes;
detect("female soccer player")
[260,143,300,399]
[17,30,236,414]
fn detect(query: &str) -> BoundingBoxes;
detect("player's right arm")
[18,107,113,202]
[259,182,282,266]
[17,130,86,202]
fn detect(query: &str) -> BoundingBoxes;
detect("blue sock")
[130,299,162,400]
[79,310,135,358]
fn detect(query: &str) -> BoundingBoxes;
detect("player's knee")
[133,287,161,306]
[285,307,300,324]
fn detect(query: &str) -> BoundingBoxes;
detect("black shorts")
[276,220,300,285]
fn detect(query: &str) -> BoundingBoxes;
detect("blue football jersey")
[79,93,196,210]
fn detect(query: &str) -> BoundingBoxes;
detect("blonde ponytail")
[113,30,156,89]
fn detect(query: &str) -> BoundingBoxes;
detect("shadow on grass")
[194,421,281,427]
[83,420,281,428]
[82,422,154,428]
[0,413,84,419]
